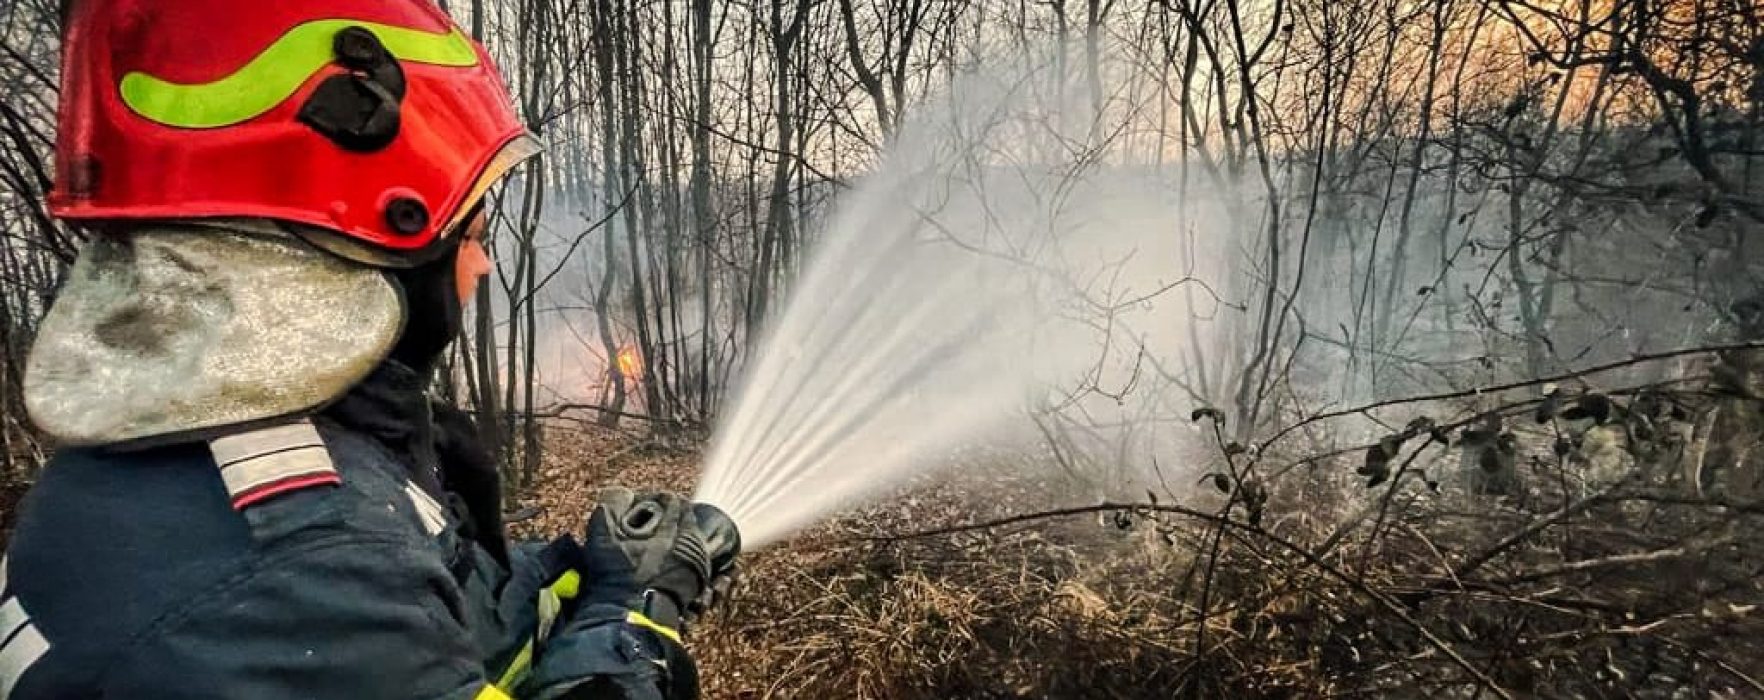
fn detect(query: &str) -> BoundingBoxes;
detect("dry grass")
[519,424,1326,698]
[519,417,1764,699]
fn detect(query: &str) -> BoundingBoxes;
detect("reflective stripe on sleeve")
[403,481,448,536]
[208,420,340,509]
[492,570,585,693]
[0,600,27,643]
[625,610,682,645]
[473,683,513,700]
[0,596,48,697]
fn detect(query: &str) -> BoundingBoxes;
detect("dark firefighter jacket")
[0,363,691,699]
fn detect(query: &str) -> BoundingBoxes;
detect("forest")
[2,0,1763,696]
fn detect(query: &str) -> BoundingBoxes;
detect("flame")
[616,346,643,381]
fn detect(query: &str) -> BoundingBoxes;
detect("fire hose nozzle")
[691,502,742,573]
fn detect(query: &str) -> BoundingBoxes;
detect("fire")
[616,346,643,380]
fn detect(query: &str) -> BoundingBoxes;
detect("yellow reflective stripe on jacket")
[486,570,683,695]
[625,610,682,645]
[535,570,581,644]
[493,570,584,693]
[493,642,535,695]
[475,683,513,700]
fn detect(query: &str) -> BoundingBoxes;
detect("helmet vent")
[297,26,407,152]
[385,197,430,235]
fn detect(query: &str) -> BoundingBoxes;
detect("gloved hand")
[686,503,741,622]
[580,488,740,634]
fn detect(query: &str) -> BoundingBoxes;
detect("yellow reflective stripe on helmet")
[625,611,682,645]
[120,19,479,129]
[474,683,513,700]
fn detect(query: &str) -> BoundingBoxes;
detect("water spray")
[692,59,1230,548]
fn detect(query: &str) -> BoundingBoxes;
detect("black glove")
[580,489,739,634]
[686,503,741,620]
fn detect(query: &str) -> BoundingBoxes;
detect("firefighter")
[2,1,737,698]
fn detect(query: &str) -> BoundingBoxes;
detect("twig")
[851,502,1226,542]
[1491,532,1735,586]
[1710,656,1764,694]
[519,402,686,425]
[1448,483,1624,586]
[1258,341,1764,453]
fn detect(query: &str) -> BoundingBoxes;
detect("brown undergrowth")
[511,425,1337,698]
[517,411,1764,699]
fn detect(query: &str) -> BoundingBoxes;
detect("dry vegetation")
[518,425,1213,698]
[520,373,1764,700]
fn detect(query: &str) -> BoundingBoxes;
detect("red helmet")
[50,0,536,264]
